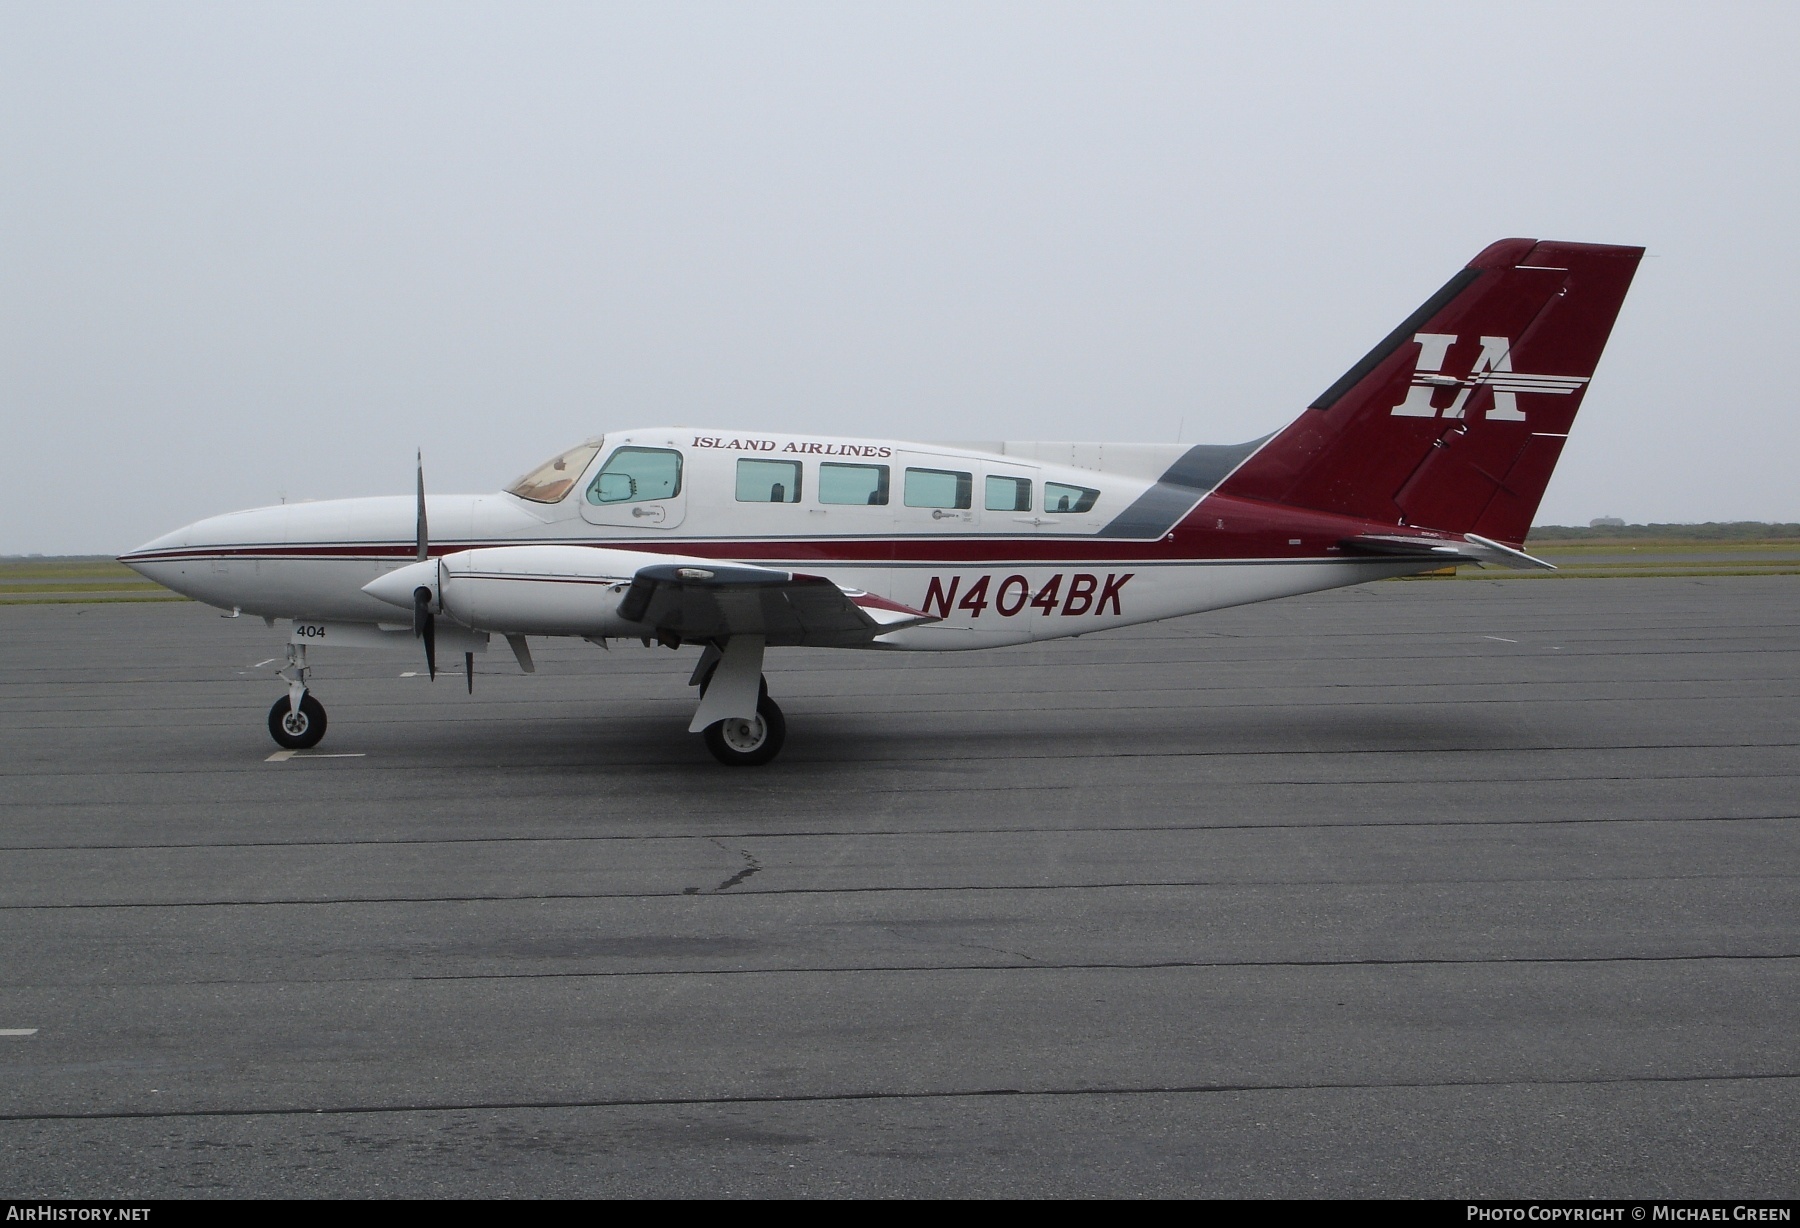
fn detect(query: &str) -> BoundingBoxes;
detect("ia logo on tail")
[1391,333,1588,421]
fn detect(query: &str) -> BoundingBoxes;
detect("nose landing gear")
[268,693,327,749]
[268,642,327,750]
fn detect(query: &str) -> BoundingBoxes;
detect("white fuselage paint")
[122,428,1424,651]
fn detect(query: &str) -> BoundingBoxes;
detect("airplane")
[120,237,1643,766]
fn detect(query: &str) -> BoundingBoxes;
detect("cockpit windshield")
[505,441,601,504]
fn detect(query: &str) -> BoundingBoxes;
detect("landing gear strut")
[269,642,327,750]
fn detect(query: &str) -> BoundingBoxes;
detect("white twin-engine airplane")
[122,238,1642,765]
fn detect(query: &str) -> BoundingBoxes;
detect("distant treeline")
[1529,522,1800,542]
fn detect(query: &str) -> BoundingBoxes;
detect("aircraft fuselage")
[121,428,1429,650]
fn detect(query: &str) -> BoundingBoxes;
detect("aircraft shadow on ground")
[325,702,1516,771]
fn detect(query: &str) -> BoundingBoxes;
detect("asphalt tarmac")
[1,577,1795,1198]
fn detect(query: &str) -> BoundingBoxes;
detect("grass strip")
[0,581,175,593]
[0,594,193,605]
[1454,568,1800,581]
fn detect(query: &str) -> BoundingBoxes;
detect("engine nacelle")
[364,545,694,637]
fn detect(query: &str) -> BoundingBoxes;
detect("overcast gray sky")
[4,2,1796,554]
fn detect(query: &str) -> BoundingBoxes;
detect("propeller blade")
[415,449,430,562]
[464,651,474,694]
[414,585,437,680]
[412,452,436,680]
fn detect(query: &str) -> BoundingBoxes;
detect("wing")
[618,563,936,647]
[368,544,938,645]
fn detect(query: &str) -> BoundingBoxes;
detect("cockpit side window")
[506,442,601,504]
[587,447,683,505]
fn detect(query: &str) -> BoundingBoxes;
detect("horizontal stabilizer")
[1462,533,1557,571]
[1342,533,1555,571]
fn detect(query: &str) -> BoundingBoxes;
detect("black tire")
[702,694,785,767]
[268,694,327,750]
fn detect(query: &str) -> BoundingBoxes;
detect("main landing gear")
[690,637,786,767]
[701,693,786,767]
[268,642,327,750]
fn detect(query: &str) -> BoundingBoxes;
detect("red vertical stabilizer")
[1215,239,1643,546]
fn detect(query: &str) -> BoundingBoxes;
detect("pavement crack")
[5,1071,1798,1124]
[710,839,761,893]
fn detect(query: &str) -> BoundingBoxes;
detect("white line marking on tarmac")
[252,658,277,668]
[1,1029,38,1036]
[266,751,366,762]
[1483,636,1519,643]
[401,671,419,677]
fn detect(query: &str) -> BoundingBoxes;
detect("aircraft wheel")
[268,694,327,750]
[702,695,785,767]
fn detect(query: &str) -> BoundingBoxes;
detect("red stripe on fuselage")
[118,495,1455,568]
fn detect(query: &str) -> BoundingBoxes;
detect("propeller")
[413,450,436,680]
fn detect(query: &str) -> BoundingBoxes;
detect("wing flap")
[619,564,936,646]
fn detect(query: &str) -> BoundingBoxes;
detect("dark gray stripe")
[1308,266,1483,411]
[1096,437,1269,540]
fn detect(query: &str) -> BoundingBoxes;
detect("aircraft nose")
[118,522,199,567]
[363,559,438,609]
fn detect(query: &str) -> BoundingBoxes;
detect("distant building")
[1589,516,1626,528]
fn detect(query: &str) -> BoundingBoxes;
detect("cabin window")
[985,475,1032,512]
[1043,482,1099,514]
[736,458,802,504]
[586,447,683,504]
[507,442,600,504]
[818,463,889,506]
[904,468,972,510]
